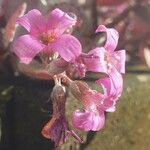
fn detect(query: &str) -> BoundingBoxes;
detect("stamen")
[40,33,56,45]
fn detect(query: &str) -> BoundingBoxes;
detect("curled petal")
[101,96,116,112]
[96,68,123,111]
[17,9,46,36]
[72,110,105,131]
[12,35,45,64]
[47,8,76,35]
[97,68,123,100]
[109,68,123,99]
[96,77,116,111]
[114,50,126,73]
[97,77,112,97]
[81,47,107,73]
[50,34,82,62]
[96,25,119,51]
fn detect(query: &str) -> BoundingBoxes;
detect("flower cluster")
[12,8,125,147]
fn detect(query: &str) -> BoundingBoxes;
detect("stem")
[57,74,73,87]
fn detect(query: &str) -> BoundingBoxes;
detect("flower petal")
[109,68,123,99]
[96,77,112,97]
[81,90,103,109]
[97,68,123,99]
[12,35,45,64]
[96,68,123,111]
[47,8,76,35]
[17,9,46,36]
[49,34,82,62]
[72,110,105,131]
[96,25,119,51]
[114,50,126,73]
[81,47,107,73]
[92,111,105,131]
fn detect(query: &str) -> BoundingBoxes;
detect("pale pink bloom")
[12,8,81,64]
[96,68,123,112]
[71,68,123,131]
[70,81,105,131]
[82,25,125,74]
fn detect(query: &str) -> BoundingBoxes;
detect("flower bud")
[69,80,90,100]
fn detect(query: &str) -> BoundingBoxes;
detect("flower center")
[40,33,56,45]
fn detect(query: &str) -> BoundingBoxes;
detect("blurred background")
[0,0,150,150]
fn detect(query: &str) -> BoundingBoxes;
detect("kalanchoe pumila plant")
[12,8,125,147]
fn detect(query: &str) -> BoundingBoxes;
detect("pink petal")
[96,25,119,52]
[109,68,123,99]
[81,47,107,73]
[96,77,112,97]
[96,68,123,111]
[92,111,105,131]
[81,90,103,109]
[12,35,45,64]
[101,98,115,112]
[114,50,126,73]
[47,8,76,35]
[98,68,123,99]
[49,34,81,62]
[72,110,105,131]
[17,9,46,36]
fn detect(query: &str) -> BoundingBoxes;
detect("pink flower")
[81,25,125,74]
[96,68,123,112]
[42,84,82,147]
[12,8,81,64]
[70,81,105,131]
[59,25,125,78]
